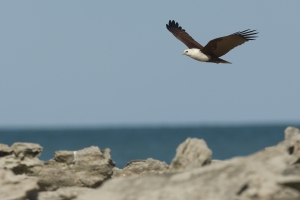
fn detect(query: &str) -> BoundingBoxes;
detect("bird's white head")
[182,49,200,57]
[182,49,192,56]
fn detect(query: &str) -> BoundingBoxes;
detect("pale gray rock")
[283,163,300,176]
[284,126,300,164]
[285,126,300,140]
[112,158,169,178]
[38,187,94,200]
[0,168,39,200]
[0,144,13,157]
[77,127,300,200]
[0,142,44,175]
[38,159,82,191]
[210,159,223,164]
[38,146,115,190]
[11,142,43,159]
[169,137,212,172]
[0,143,116,191]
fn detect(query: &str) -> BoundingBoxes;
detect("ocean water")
[0,124,298,168]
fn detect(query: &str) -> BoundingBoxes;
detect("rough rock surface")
[0,168,39,200]
[3,127,300,200]
[169,137,212,172]
[284,163,300,176]
[38,187,94,200]
[77,127,300,200]
[0,142,44,175]
[38,146,115,190]
[0,144,13,157]
[0,143,116,191]
[112,158,169,178]
[11,142,43,159]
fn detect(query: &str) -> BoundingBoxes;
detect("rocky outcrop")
[77,127,300,200]
[38,146,115,190]
[0,144,13,157]
[0,142,44,175]
[3,126,300,200]
[169,137,212,172]
[112,158,169,178]
[38,187,94,200]
[0,144,116,191]
[0,168,39,200]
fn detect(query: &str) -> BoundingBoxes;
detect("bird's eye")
[185,51,188,53]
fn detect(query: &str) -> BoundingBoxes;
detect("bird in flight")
[166,20,258,64]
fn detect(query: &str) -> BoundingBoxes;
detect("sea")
[0,124,299,168]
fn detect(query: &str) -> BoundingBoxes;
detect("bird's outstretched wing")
[201,29,258,57]
[166,20,203,49]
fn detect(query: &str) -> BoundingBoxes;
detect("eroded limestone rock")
[38,186,94,200]
[112,158,169,178]
[38,146,115,190]
[0,142,44,175]
[0,168,39,200]
[77,127,300,200]
[169,137,212,172]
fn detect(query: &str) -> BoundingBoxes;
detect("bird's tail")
[210,57,232,64]
[216,58,232,64]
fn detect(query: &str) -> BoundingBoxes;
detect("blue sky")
[1,1,300,128]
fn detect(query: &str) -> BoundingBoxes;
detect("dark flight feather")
[166,20,203,49]
[201,29,258,57]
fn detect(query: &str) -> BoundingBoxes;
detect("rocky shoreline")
[1,127,300,200]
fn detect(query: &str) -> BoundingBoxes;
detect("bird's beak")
[182,52,185,55]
